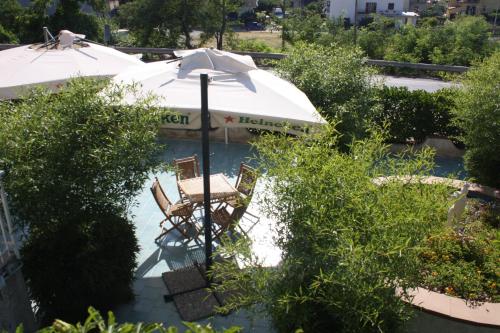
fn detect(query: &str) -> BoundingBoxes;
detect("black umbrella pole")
[200,73,212,283]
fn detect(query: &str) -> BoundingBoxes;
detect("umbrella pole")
[200,74,212,285]
[224,128,229,144]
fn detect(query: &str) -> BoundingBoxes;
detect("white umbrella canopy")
[0,30,144,100]
[112,48,326,135]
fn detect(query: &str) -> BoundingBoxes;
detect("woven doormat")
[162,265,221,321]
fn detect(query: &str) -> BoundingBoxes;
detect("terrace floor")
[113,138,278,331]
[113,138,467,331]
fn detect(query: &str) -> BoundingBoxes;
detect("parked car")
[245,21,265,31]
[274,7,284,19]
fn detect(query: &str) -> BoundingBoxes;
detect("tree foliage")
[118,0,202,48]
[452,52,500,188]
[384,16,495,66]
[212,127,452,332]
[280,10,496,66]
[0,79,167,322]
[199,0,243,50]
[0,0,107,43]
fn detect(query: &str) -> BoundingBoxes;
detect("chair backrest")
[235,163,257,197]
[150,177,172,216]
[173,155,200,181]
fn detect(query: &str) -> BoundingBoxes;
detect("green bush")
[33,307,241,333]
[452,52,500,188]
[371,86,460,143]
[275,42,375,148]
[0,79,166,322]
[21,213,139,322]
[384,16,495,66]
[212,126,452,332]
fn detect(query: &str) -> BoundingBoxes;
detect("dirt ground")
[234,31,283,49]
[196,30,283,50]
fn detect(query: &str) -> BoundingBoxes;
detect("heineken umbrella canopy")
[0,30,144,100]
[112,48,326,135]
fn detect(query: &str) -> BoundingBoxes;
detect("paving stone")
[132,299,155,313]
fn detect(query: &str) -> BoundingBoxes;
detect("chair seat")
[212,208,232,228]
[169,201,193,217]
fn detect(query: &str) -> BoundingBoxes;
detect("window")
[388,3,394,10]
[365,2,377,13]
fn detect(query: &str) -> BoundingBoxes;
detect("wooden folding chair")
[211,203,248,241]
[223,163,259,220]
[150,177,198,242]
[173,155,201,203]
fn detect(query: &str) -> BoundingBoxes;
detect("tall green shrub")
[0,79,166,322]
[452,52,500,188]
[275,42,375,147]
[212,126,452,332]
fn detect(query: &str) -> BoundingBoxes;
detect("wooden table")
[177,173,238,204]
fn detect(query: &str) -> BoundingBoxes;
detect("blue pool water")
[433,156,467,180]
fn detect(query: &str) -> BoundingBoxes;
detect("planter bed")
[378,176,500,327]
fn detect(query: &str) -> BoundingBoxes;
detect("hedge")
[371,86,461,144]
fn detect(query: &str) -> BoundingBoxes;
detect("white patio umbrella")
[0,30,144,100]
[112,48,326,136]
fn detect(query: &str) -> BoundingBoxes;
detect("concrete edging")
[390,136,464,158]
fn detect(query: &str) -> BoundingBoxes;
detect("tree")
[177,0,202,48]
[118,0,202,48]
[357,15,395,59]
[0,79,166,322]
[0,0,24,41]
[118,0,182,47]
[200,0,243,50]
[48,0,105,42]
[0,24,19,43]
[0,0,107,43]
[211,127,452,332]
[452,52,500,188]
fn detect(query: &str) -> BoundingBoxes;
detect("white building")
[327,0,418,25]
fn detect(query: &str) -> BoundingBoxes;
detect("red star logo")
[224,115,234,123]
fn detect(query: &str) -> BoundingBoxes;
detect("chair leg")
[244,210,260,222]
[155,222,176,243]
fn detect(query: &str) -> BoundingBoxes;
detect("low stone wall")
[403,287,500,330]
[407,310,500,333]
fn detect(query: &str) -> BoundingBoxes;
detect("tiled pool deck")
[113,138,467,331]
